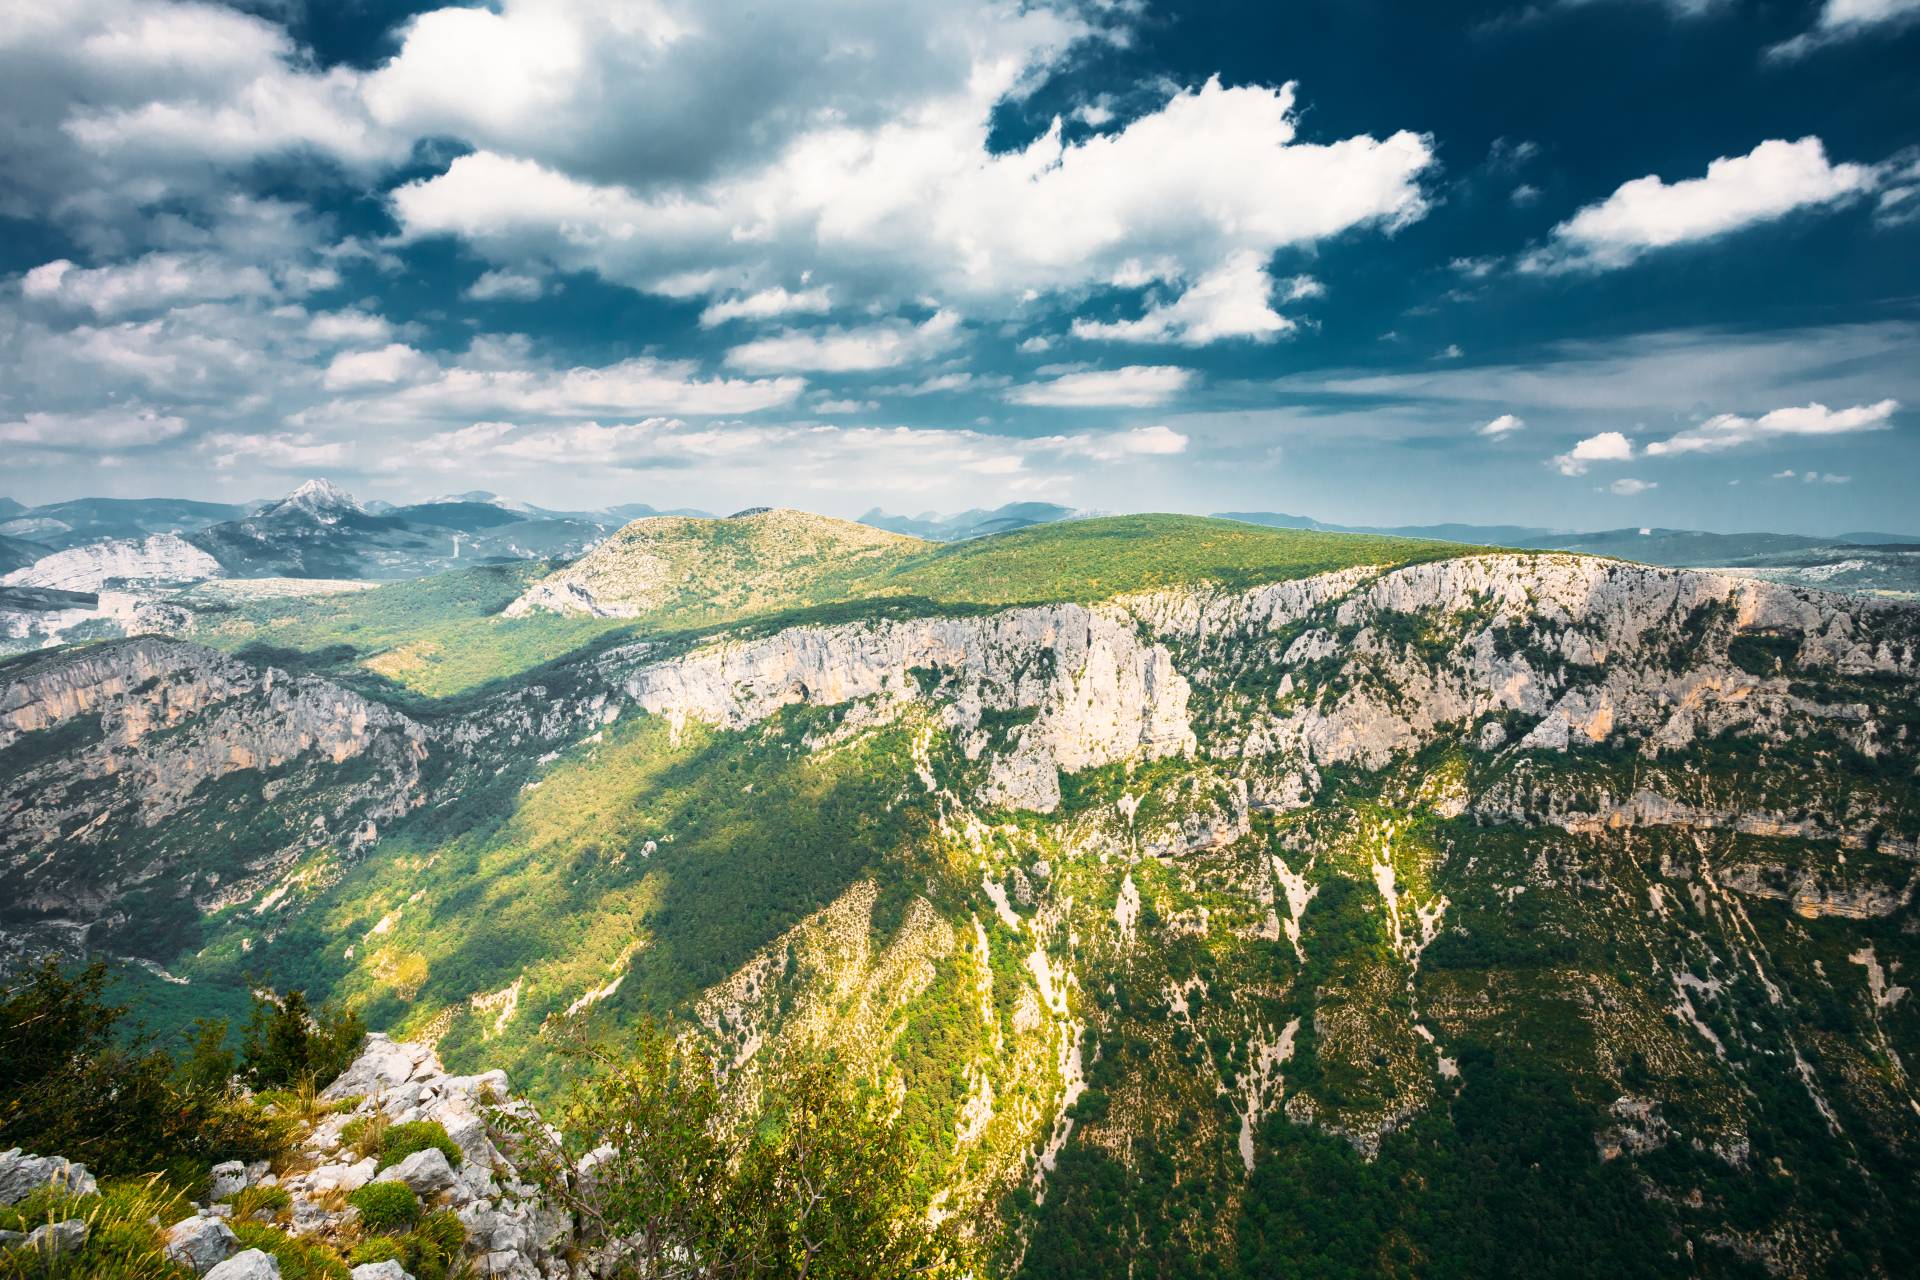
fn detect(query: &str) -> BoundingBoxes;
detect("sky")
[2,0,1917,534]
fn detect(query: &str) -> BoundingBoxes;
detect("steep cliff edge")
[0,638,428,966]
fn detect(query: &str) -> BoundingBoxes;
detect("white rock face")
[166,1214,239,1273]
[1135,554,1916,781]
[598,553,1914,816]
[0,1149,96,1204]
[205,1249,281,1280]
[303,1158,376,1194]
[207,1160,249,1201]
[2,534,222,591]
[620,604,1195,813]
[375,1146,457,1195]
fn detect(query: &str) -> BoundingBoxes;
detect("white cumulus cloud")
[389,76,1432,326]
[201,430,351,470]
[1006,365,1195,408]
[318,353,807,420]
[22,253,282,316]
[1071,254,1323,346]
[1523,138,1877,273]
[0,406,188,449]
[1767,0,1920,59]
[1042,424,1189,459]
[1553,429,1635,475]
[466,269,545,301]
[1645,399,1898,455]
[1478,413,1525,436]
[323,343,438,390]
[699,286,833,327]
[724,312,961,373]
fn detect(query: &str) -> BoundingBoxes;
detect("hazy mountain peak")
[272,478,363,519]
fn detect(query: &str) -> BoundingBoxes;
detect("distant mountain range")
[851,504,1920,597]
[858,502,1081,540]
[0,483,722,585]
[1212,511,1917,556]
[4,487,1915,600]
[1207,513,1920,595]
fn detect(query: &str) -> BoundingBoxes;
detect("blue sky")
[2,0,1917,532]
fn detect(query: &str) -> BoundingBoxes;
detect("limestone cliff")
[1,533,223,592]
[0,638,427,966]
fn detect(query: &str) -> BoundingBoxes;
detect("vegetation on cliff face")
[507,1020,970,1279]
[5,543,1917,1276]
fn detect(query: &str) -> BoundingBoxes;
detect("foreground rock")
[205,1249,280,1280]
[166,1214,240,1273]
[0,1149,96,1204]
[292,1034,567,1280]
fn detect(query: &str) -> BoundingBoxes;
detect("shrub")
[358,1211,465,1280]
[346,1236,405,1266]
[231,1221,350,1280]
[241,989,366,1091]
[230,1184,292,1221]
[346,1181,420,1233]
[503,1019,969,1278]
[339,1112,390,1162]
[0,961,287,1176]
[379,1120,463,1171]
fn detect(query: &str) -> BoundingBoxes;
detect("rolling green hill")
[183,514,1478,699]
[882,514,1468,605]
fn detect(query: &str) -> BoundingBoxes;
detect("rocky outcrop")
[0,1149,96,1204]
[1135,554,1916,785]
[2,534,222,592]
[1,638,426,825]
[166,1214,239,1272]
[588,554,1914,817]
[303,1035,569,1279]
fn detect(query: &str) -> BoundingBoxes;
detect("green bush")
[503,1021,969,1278]
[346,1181,420,1233]
[339,1113,389,1162]
[0,961,287,1176]
[368,1210,466,1280]
[346,1236,405,1265]
[347,1213,463,1279]
[241,989,365,1091]
[230,1184,292,1221]
[231,1221,349,1280]
[378,1120,462,1171]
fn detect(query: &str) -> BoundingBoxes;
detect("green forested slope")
[180,515,1473,698]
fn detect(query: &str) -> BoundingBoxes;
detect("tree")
[241,988,366,1089]
[503,1020,969,1279]
[0,960,280,1174]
